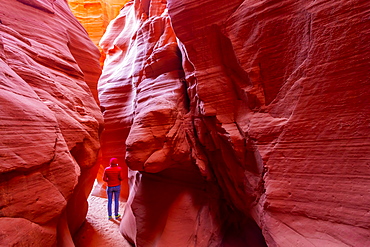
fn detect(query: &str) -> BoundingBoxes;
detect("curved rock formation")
[0,0,103,246]
[99,0,370,246]
[168,0,370,246]
[68,0,130,66]
[68,0,130,46]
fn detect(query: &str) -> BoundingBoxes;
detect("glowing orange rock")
[68,0,130,66]
[68,0,129,45]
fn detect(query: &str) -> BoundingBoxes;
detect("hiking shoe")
[115,214,121,219]
[108,216,113,220]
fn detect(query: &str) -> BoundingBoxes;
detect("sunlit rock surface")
[99,0,370,246]
[68,0,130,46]
[68,0,130,66]
[0,0,103,246]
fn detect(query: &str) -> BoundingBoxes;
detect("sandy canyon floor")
[73,196,132,247]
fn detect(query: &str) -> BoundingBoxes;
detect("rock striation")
[68,0,130,47]
[68,0,130,66]
[0,0,103,246]
[99,0,370,246]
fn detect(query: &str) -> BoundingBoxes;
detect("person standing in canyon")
[103,158,123,220]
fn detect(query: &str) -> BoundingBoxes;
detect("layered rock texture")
[68,0,130,65]
[0,0,103,246]
[68,0,130,46]
[99,0,370,246]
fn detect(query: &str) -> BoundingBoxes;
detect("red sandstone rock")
[100,0,370,246]
[0,0,103,246]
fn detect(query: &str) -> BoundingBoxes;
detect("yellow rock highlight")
[68,0,129,55]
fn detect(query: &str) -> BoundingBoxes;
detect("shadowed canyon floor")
[74,196,131,247]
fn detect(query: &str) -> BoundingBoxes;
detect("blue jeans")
[107,185,121,216]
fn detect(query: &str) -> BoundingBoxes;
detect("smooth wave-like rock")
[68,0,130,67]
[0,0,103,246]
[168,0,370,245]
[100,0,369,246]
[68,0,130,46]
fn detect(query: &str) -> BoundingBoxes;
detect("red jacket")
[103,165,123,187]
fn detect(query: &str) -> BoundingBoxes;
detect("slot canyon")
[0,0,369,246]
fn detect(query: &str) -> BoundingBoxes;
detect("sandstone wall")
[0,0,103,246]
[68,0,130,46]
[68,0,130,66]
[99,0,370,246]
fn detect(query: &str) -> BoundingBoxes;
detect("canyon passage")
[0,0,369,246]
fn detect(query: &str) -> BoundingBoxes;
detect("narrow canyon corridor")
[73,195,131,247]
[0,0,369,247]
